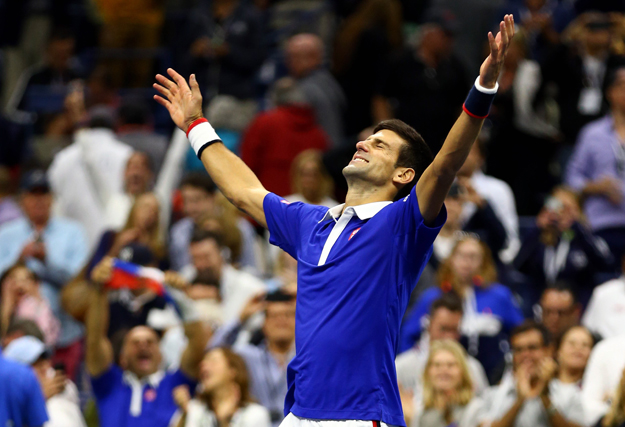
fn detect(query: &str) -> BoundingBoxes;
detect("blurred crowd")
[3,0,625,427]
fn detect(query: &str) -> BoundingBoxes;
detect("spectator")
[536,286,581,342]
[0,170,88,380]
[539,12,625,149]
[401,236,524,379]
[0,166,21,227]
[285,150,337,208]
[48,122,133,249]
[555,326,594,386]
[184,230,265,324]
[0,351,48,427]
[86,256,208,427]
[457,141,521,264]
[116,100,168,174]
[583,255,625,339]
[599,368,625,427]
[2,318,46,348]
[583,335,625,426]
[0,262,60,347]
[3,335,86,427]
[515,186,614,306]
[285,33,347,148]
[169,173,258,273]
[210,289,296,426]
[396,294,489,397]
[402,340,485,427]
[431,182,507,267]
[373,9,470,153]
[185,0,265,103]
[240,78,329,197]
[172,347,271,427]
[481,321,585,427]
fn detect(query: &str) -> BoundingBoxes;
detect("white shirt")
[462,171,520,263]
[582,335,625,426]
[582,277,625,339]
[48,128,133,249]
[184,400,271,427]
[45,379,86,427]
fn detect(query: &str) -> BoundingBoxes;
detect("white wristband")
[187,120,221,157]
[474,76,498,94]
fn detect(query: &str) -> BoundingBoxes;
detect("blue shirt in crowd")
[0,217,88,347]
[91,364,197,427]
[0,354,48,427]
[263,185,446,426]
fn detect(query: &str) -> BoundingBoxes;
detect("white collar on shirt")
[122,369,166,416]
[319,201,393,223]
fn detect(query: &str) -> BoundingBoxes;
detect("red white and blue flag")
[108,259,167,296]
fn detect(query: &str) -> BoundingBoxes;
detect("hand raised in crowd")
[40,370,67,400]
[479,15,515,89]
[164,271,189,291]
[154,68,204,133]
[109,228,141,256]
[457,177,486,209]
[173,384,192,413]
[20,241,46,262]
[516,362,545,400]
[537,357,557,387]
[91,257,114,287]
[239,292,267,324]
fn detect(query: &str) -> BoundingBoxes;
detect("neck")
[613,109,625,129]
[585,44,608,58]
[440,222,460,237]
[559,366,584,384]
[211,382,239,407]
[30,218,48,231]
[267,339,293,365]
[344,181,393,212]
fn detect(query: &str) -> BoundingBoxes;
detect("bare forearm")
[85,287,113,376]
[180,321,210,379]
[491,398,524,427]
[199,142,268,227]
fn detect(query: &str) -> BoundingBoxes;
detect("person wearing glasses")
[536,285,581,342]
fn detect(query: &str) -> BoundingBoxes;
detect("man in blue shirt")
[85,257,208,427]
[0,353,48,427]
[153,15,515,427]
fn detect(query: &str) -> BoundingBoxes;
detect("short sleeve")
[22,367,49,427]
[90,364,123,399]
[263,193,321,258]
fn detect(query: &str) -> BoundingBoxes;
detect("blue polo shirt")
[264,185,446,426]
[91,364,197,427]
[0,354,48,427]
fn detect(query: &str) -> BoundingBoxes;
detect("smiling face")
[511,329,547,376]
[427,349,463,393]
[342,129,413,198]
[557,326,593,372]
[120,326,162,378]
[131,193,160,231]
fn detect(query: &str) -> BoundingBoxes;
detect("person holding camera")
[514,186,614,307]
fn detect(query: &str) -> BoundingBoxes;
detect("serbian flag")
[107,259,166,296]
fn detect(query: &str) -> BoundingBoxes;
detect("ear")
[392,167,415,187]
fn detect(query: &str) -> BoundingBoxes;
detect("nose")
[355,140,369,152]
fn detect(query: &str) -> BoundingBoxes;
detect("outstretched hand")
[479,14,515,89]
[153,68,204,133]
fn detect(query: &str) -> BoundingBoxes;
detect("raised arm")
[85,257,114,377]
[154,69,269,227]
[416,15,515,223]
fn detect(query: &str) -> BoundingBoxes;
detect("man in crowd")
[396,293,489,395]
[0,171,88,380]
[86,256,208,427]
[566,67,625,262]
[537,285,581,341]
[210,289,296,426]
[285,33,346,147]
[583,255,625,339]
[184,230,264,323]
[482,321,585,427]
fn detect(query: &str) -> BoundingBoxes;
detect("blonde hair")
[436,235,497,297]
[290,150,334,203]
[197,194,242,264]
[604,373,625,427]
[121,192,165,260]
[423,340,474,410]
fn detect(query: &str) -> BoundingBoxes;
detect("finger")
[153,83,174,101]
[488,32,497,56]
[154,95,173,111]
[167,68,191,94]
[155,74,177,91]
[499,20,509,50]
[507,15,516,39]
[190,74,201,98]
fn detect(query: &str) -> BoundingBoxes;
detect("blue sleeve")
[399,288,442,353]
[499,287,524,331]
[22,367,48,427]
[167,369,198,391]
[90,364,122,400]
[263,193,322,258]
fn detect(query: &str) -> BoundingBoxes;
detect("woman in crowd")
[403,340,484,427]
[555,325,594,386]
[285,150,337,208]
[0,263,60,347]
[599,368,625,427]
[401,236,524,380]
[514,186,614,307]
[173,347,271,427]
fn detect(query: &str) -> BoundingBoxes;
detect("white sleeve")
[184,400,215,427]
[241,404,271,427]
[582,343,611,426]
[581,290,599,336]
[468,357,490,396]
[495,183,521,263]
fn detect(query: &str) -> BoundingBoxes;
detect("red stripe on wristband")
[462,103,488,119]
[186,118,209,138]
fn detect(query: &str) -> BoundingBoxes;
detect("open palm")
[479,14,515,88]
[153,68,204,133]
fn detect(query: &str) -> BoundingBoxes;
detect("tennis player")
[154,15,514,427]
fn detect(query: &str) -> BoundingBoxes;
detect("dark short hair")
[373,119,433,201]
[542,282,577,305]
[180,172,216,195]
[190,228,223,247]
[5,318,45,343]
[430,292,463,316]
[510,320,551,347]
